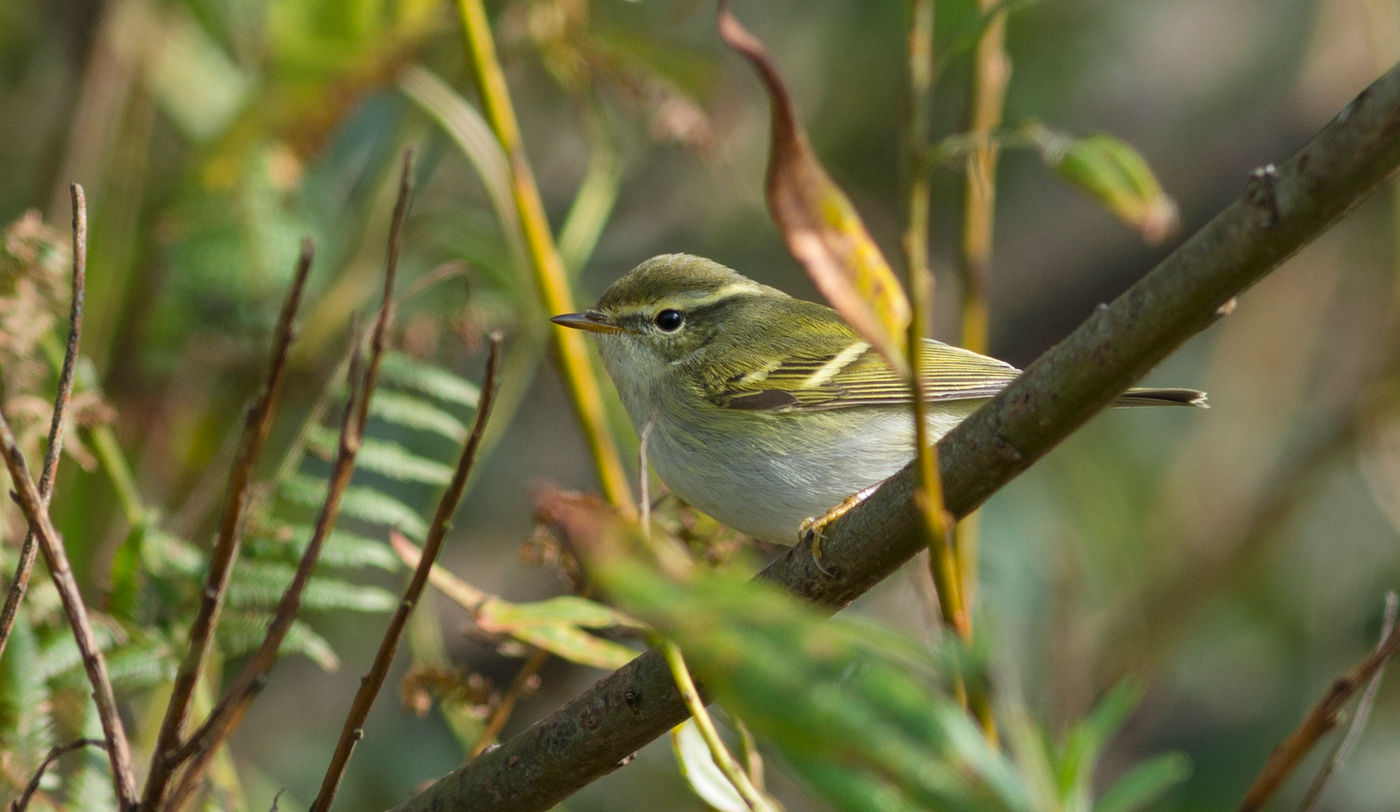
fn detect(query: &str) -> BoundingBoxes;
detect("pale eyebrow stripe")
[802,341,869,388]
[678,281,764,310]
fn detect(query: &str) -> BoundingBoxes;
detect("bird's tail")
[1114,387,1208,407]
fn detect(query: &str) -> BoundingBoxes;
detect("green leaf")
[1095,754,1191,812]
[1059,681,1144,804]
[476,596,641,672]
[146,6,250,140]
[367,389,470,441]
[1029,125,1178,244]
[557,109,621,273]
[672,719,749,812]
[338,485,430,538]
[585,544,1026,810]
[399,64,526,273]
[140,525,206,579]
[477,596,643,632]
[392,533,640,669]
[380,351,482,407]
[503,623,638,671]
[306,424,455,485]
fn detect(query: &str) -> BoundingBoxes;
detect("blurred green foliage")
[1,0,1399,810]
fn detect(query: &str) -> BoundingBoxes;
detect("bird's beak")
[550,310,622,334]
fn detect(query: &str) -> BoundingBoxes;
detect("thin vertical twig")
[902,0,967,642]
[953,0,1011,743]
[166,151,417,809]
[1239,597,1400,811]
[141,234,317,809]
[165,326,366,811]
[469,647,551,758]
[952,0,1011,621]
[0,414,137,808]
[958,0,1009,356]
[312,331,505,811]
[902,1,992,738]
[1299,592,1399,811]
[0,184,87,661]
[454,0,633,514]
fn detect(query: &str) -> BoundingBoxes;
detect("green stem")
[659,640,776,812]
[902,0,970,642]
[454,0,634,514]
[87,425,146,530]
[953,0,1011,745]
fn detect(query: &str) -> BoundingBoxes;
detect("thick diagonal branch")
[394,61,1400,812]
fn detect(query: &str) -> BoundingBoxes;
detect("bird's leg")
[798,483,882,571]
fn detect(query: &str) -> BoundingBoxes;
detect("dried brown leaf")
[718,4,911,374]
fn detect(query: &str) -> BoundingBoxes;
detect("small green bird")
[553,254,1205,543]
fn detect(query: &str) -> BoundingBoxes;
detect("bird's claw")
[797,484,880,577]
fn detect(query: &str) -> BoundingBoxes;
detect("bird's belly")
[646,406,973,543]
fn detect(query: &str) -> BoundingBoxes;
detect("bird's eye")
[653,309,684,332]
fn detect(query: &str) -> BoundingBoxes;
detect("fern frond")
[226,560,398,613]
[0,615,55,765]
[104,635,175,692]
[247,524,401,571]
[367,390,469,441]
[35,616,122,684]
[133,525,206,581]
[217,611,340,671]
[381,351,481,406]
[67,699,119,810]
[305,425,454,485]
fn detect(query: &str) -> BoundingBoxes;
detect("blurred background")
[2,0,1399,809]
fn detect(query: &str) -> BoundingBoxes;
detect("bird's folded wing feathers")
[707,339,1021,412]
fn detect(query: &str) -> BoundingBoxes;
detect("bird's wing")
[706,338,1021,412]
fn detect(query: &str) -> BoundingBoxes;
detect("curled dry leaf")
[717,3,911,375]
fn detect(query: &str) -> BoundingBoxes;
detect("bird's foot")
[798,484,880,575]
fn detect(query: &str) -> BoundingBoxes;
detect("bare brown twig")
[313,331,504,811]
[165,150,417,810]
[1299,592,1399,810]
[1239,593,1400,811]
[12,737,107,812]
[470,646,550,758]
[141,234,317,809]
[0,184,87,661]
[165,325,366,810]
[0,413,136,807]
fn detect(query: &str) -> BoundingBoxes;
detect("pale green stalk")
[902,0,969,643]
[659,640,778,812]
[454,0,634,514]
[953,0,1010,631]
